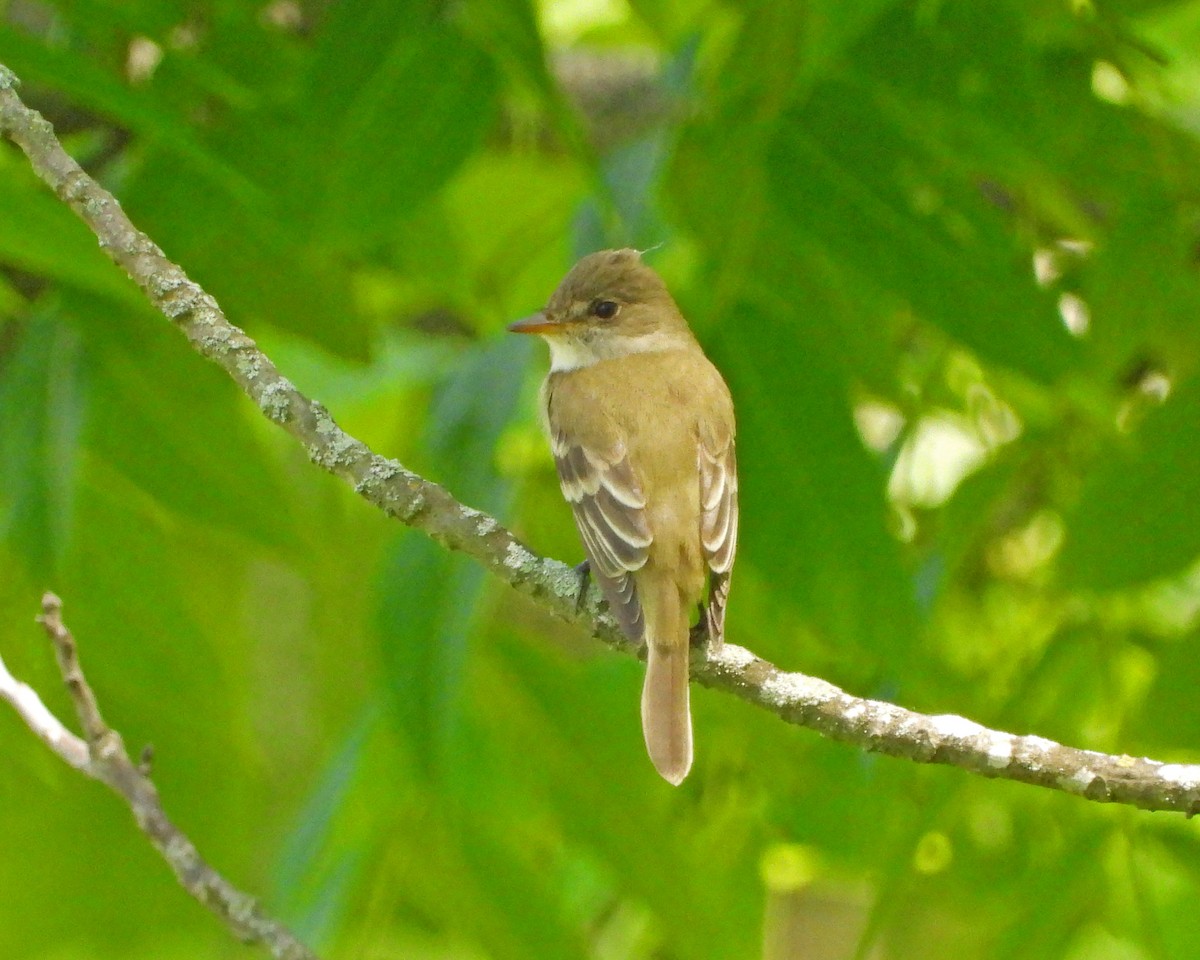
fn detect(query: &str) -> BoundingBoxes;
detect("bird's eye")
[591,299,619,320]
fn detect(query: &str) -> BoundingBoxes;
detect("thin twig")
[0,639,89,771]
[2,593,319,960]
[2,63,1200,816]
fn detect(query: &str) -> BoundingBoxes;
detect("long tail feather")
[641,642,693,785]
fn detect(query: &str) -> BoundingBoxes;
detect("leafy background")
[4,0,1200,957]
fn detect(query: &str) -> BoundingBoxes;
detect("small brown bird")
[508,249,738,784]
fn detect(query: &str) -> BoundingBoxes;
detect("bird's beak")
[507,312,558,335]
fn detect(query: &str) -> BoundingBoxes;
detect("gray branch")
[0,594,318,960]
[2,59,1199,838]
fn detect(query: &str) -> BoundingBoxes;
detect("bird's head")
[508,249,694,371]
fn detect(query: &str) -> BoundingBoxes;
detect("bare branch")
[0,637,89,771]
[0,593,320,960]
[700,646,1200,814]
[2,63,1200,817]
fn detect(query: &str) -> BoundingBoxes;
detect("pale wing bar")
[552,430,651,641]
[699,436,738,645]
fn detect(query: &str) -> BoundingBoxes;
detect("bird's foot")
[690,607,725,657]
[574,559,591,614]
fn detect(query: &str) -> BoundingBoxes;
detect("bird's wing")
[551,428,652,642]
[699,426,738,645]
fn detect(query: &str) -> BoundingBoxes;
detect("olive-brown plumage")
[509,249,738,785]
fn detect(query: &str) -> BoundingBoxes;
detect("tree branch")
[0,593,319,960]
[2,63,1199,817]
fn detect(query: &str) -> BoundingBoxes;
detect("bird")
[508,248,738,785]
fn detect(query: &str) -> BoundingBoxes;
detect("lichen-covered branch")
[699,647,1200,814]
[2,64,1200,817]
[0,594,319,960]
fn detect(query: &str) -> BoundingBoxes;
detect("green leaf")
[274,708,383,945]
[458,0,559,99]
[0,315,86,581]
[1060,375,1200,589]
[0,24,264,206]
[122,151,366,359]
[766,87,1075,384]
[376,539,480,780]
[1140,834,1200,960]
[59,470,221,734]
[307,16,500,248]
[1079,190,1200,374]
[708,303,920,672]
[76,296,297,550]
[1130,627,1200,752]
[424,334,534,511]
[375,335,530,781]
[0,151,142,306]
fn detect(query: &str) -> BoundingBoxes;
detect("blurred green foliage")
[4,0,1200,957]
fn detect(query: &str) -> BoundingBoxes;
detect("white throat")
[545,331,687,373]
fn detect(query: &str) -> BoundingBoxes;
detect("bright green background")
[4,1,1200,957]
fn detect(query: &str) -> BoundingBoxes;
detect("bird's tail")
[640,581,693,785]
